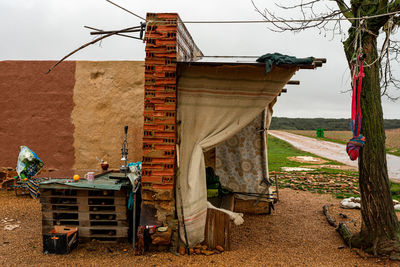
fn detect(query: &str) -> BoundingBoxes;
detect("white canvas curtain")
[176,64,297,247]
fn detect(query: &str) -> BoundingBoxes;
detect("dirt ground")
[0,189,397,267]
[287,156,328,164]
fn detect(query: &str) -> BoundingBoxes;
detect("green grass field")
[267,133,400,201]
[268,134,346,173]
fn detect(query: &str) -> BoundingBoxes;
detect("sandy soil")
[0,189,396,266]
[287,156,328,164]
[286,155,356,171]
[303,164,356,171]
[269,130,400,180]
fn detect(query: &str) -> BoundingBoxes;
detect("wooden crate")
[43,226,78,254]
[204,209,231,251]
[234,199,272,214]
[40,188,129,243]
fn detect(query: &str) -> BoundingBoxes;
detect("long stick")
[45,26,138,74]
[90,28,141,35]
[105,0,146,21]
[84,25,142,40]
[253,109,270,206]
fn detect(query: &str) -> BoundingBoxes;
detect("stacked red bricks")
[141,15,203,249]
[142,13,179,221]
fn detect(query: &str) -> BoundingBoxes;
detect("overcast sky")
[0,0,398,119]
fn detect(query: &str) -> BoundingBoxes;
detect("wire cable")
[147,10,400,24]
[105,0,146,21]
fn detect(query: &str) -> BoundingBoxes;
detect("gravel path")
[269,130,400,180]
[0,189,393,266]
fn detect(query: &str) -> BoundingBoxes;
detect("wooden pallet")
[40,189,129,243]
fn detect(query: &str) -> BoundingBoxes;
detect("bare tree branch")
[334,0,353,19]
[252,0,400,99]
[46,26,139,74]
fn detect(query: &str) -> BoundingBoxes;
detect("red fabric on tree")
[347,54,366,161]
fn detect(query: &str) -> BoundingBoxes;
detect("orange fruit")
[73,175,80,181]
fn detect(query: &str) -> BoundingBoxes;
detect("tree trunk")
[343,27,400,256]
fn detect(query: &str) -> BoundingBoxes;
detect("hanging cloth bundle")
[346,54,366,160]
[16,146,44,198]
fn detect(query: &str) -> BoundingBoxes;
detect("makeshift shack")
[2,12,327,254]
[140,12,325,251]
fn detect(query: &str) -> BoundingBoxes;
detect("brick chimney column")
[142,13,179,224]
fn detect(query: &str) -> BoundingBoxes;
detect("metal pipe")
[132,191,136,250]
[132,182,140,250]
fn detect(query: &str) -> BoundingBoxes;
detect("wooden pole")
[46,26,139,74]
[85,25,142,40]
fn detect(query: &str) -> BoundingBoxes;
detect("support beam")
[315,58,327,63]
[278,88,287,96]
[287,80,300,85]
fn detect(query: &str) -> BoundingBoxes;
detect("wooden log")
[322,204,337,228]
[336,222,353,246]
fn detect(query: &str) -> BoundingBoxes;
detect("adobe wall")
[72,61,144,170]
[0,60,144,172]
[0,61,76,170]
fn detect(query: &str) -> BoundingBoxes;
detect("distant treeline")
[269,117,400,130]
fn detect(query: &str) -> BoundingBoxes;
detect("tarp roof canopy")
[175,61,300,247]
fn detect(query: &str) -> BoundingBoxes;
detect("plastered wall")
[0,60,144,171]
[0,61,76,170]
[72,61,144,170]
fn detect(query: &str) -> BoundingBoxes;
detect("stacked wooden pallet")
[40,189,128,243]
